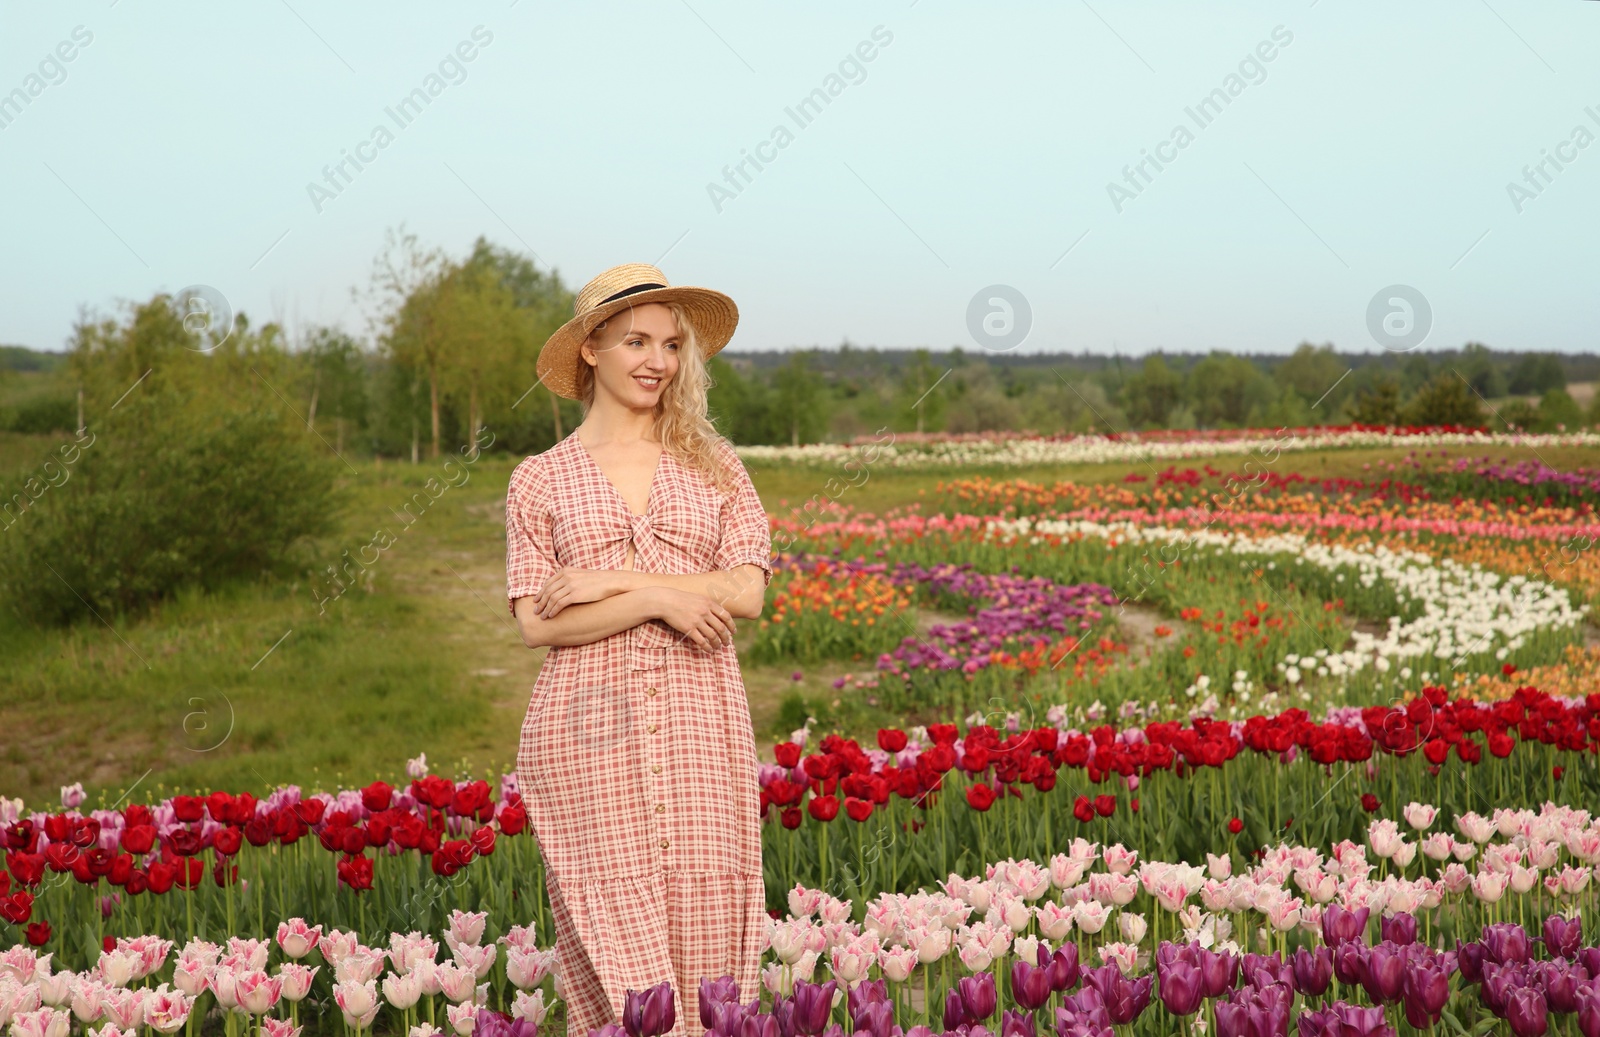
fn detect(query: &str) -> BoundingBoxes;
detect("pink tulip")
[68,980,104,1023]
[334,979,379,1029]
[276,920,322,960]
[10,1007,70,1037]
[261,1019,304,1037]
[225,938,271,972]
[504,948,557,990]
[143,987,194,1034]
[510,990,549,1025]
[234,970,282,1015]
[444,1001,478,1037]
[449,943,497,980]
[96,988,145,1030]
[383,971,422,1010]
[277,963,319,1003]
[446,910,487,948]
[435,962,477,1004]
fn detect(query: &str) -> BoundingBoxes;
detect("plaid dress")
[506,430,772,1037]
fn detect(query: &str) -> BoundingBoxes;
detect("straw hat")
[536,262,739,400]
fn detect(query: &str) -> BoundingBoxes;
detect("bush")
[0,390,344,626]
[3,392,76,434]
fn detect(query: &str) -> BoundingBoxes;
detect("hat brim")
[536,286,739,401]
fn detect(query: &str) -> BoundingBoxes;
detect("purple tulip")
[1288,946,1332,997]
[1082,964,1152,1026]
[1242,952,1289,990]
[1401,963,1449,1029]
[958,972,997,1024]
[701,977,743,1030]
[818,1025,845,1037]
[999,1008,1035,1037]
[1379,912,1416,947]
[622,980,676,1037]
[1010,958,1053,1011]
[848,980,889,1022]
[943,987,966,1031]
[850,1000,894,1037]
[1457,940,1486,984]
[1484,923,1533,966]
[902,1028,936,1037]
[1198,947,1239,999]
[1533,960,1587,1015]
[1156,960,1205,1016]
[588,1025,629,1037]
[1320,904,1369,947]
[1359,942,1406,1005]
[1579,948,1600,978]
[1506,987,1550,1037]
[1332,941,1368,988]
[1295,1001,1390,1037]
[1053,999,1113,1037]
[1483,961,1532,1018]
[711,1000,761,1037]
[740,1015,781,1037]
[473,1009,515,1037]
[1216,984,1291,1037]
[1047,943,1081,993]
[1577,986,1600,1037]
[789,980,836,1037]
[1543,915,1583,960]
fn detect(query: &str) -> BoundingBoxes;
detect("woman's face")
[581,302,680,409]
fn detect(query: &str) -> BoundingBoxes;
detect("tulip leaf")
[1470,1019,1502,1036]
[1438,1009,1467,1036]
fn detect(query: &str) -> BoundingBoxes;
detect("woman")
[505,263,772,1037]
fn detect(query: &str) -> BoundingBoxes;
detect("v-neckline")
[572,431,665,518]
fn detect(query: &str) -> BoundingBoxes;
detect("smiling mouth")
[634,375,662,389]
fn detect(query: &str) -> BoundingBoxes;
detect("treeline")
[3,231,1598,464]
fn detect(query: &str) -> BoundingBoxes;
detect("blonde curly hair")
[574,301,740,499]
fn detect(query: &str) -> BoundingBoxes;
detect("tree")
[1402,373,1483,427]
[432,257,534,451]
[1507,353,1567,396]
[1456,343,1507,399]
[1275,342,1348,417]
[1186,352,1273,428]
[1348,375,1401,425]
[771,350,828,446]
[360,225,450,458]
[896,348,948,434]
[464,237,573,444]
[1530,389,1582,432]
[1120,355,1183,428]
[301,327,369,455]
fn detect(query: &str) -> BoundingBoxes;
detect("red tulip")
[1228,818,1243,834]
[780,807,802,830]
[1072,797,1094,823]
[774,742,802,768]
[172,795,205,823]
[120,824,156,855]
[1093,795,1115,817]
[877,729,908,753]
[146,862,177,894]
[212,827,243,857]
[0,891,33,924]
[470,826,497,856]
[498,797,528,835]
[24,921,50,946]
[807,795,839,822]
[361,781,393,811]
[1361,794,1380,812]
[845,797,873,822]
[966,784,997,812]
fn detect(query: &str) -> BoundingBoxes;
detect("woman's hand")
[532,567,626,619]
[653,588,737,651]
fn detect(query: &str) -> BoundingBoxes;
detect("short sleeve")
[712,442,773,587]
[506,457,558,613]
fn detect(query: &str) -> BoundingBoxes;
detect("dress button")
[647,687,657,697]
[655,803,666,813]
[660,839,669,849]
[647,723,658,734]
[651,764,663,774]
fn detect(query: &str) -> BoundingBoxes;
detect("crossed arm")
[513,564,767,651]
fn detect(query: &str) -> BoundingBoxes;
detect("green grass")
[0,435,1589,809]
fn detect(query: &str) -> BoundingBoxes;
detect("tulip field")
[4,425,1600,1037]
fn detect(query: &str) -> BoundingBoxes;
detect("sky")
[1,0,1597,358]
